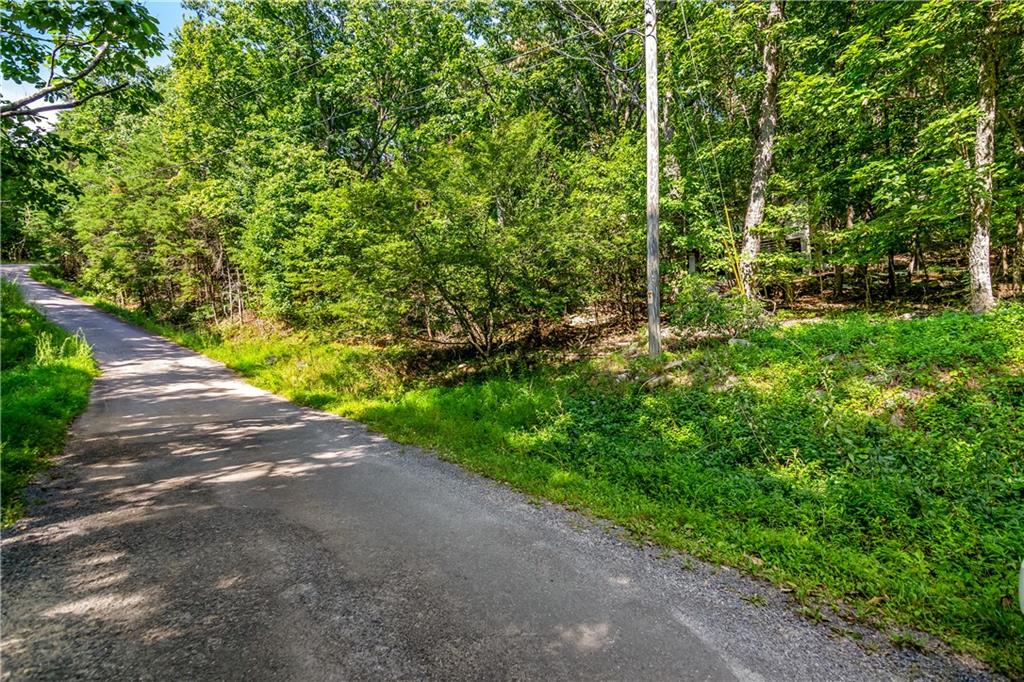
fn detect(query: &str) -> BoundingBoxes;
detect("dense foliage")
[1,0,164,259]
[0,280,97,525]
[3,0,1022,344]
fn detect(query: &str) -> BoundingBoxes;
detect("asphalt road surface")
[0,264,999,681]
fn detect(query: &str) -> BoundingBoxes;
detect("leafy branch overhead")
[0,0,165,119]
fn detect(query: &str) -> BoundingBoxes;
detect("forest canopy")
[2,0,1023,348]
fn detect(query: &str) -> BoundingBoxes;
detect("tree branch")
[999,107,1024,156]
[1,41,109,116]
[4,81,130,118]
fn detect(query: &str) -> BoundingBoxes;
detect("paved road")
[0,264,997,681]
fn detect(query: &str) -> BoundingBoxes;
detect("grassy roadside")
[0,280,98,525]
[29,267,1024,675]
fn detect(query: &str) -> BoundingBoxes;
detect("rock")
[711,375,741,392]
[663,359,685,371]
[614,372,631,382]
[263,355,278,365]
[644,375,672,389]
[822,353,837,363]
[728,338,752,347]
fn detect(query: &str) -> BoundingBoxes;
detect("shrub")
[668,274,765,337]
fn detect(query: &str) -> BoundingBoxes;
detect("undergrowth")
[30,266,1024,675]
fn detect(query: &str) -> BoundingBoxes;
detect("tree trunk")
[887,251,897,297]
[1014,205,1023,293]
[908,232,919,289]
[833,205,854,300]
[859,264,871,305]
[968,1,998,313]
[920,251,930,302]
[739,0,784,300]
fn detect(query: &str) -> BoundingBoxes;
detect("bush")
[351,113,589,354]
[668,274,765,337]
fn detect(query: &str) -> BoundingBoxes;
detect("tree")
[0,0,164,119]
[23,0,1024,337]
[968,0,999,313]
[738,0,784,299]
[0,122,77,260]
[1,0,164,261]
[353,114,585,354]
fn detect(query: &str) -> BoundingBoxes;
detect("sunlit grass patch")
[0,280,98,525]
[227,305,1024,674]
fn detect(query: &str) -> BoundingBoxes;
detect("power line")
[214,22,331,109]
[678,2,732,230]
[675,2,747,289]
[613,6,737,288]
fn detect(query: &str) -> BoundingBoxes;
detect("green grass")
[1,280,98,525]
[29,267,1024,675]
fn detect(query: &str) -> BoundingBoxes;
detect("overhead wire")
[678,2,734,229]
[676,2,746,287]
[604,4,740,287]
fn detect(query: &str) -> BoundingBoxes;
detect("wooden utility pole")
[644,0,661,358]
